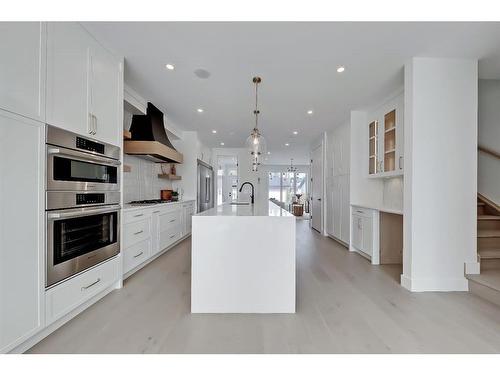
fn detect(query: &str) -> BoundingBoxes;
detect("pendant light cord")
[254,79,259,130]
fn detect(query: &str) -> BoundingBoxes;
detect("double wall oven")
[46,126,121,287]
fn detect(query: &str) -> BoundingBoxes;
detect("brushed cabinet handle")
[153,210,160,213]
[133,251,144,258]
[81,278,101,291]
[133,230,143,235]
[93,114,97,135]
[133,213,144,217]
[88,113,93,135]
[399,156,403,170]
[169,219,176,223]
[169,234,176,239]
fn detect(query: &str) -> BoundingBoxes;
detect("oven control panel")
[76,137,105,154]
[76,193,106,205]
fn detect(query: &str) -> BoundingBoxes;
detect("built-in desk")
[350,204,403,265]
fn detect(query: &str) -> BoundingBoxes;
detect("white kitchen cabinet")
[122,202,193,278]
[0,110,44,353]
[45,257,120,325]
[46,22,122,146]
[340,175,350,244]
[367,93,404,177]
[182,202,195,236]
[88,38,122,146]
[350,206,379,264]
[0,22,46,121]
[46,22,90,137]
[325,124,350,245]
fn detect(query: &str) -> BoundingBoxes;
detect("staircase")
[467,195,500,305]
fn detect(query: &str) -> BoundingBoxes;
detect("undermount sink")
[230,202,250,205]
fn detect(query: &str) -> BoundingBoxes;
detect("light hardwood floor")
[28,221,500,353]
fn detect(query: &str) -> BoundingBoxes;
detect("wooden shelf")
[158,174,182,180]
[123,130,132,140]
[384,127,395,133]
[385,149,396,154]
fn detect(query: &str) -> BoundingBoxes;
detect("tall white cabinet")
[0,110,44,353]
[326,123,350,245]
[46,22,122,146]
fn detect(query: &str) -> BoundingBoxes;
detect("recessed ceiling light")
[337,66,345,73]
[293,131,298,135]
[197,108,204,113]
[220,142,225,146]
[165,64,175,70]
[267,151,271,155]
[285,143,290,146]
[307,110,313,115]
[212,130,217,134]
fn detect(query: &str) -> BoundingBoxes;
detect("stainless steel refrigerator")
[197,159,214,213]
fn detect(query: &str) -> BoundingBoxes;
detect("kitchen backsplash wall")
[123,155,173,203]
[382,176,403,211]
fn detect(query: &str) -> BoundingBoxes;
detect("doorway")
[216,156,238,205]
[268,170,309,218]
[311,144,323,232]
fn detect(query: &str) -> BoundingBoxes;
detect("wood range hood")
[124,102,183,163]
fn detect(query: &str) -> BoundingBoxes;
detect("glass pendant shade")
[245,127,267,171]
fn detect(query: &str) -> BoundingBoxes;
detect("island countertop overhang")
[195,201,294,217]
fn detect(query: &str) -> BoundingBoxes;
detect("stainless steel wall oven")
[45,126,121,287]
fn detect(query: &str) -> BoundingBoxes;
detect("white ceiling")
[83,22,500,164]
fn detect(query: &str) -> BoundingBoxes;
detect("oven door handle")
[47,147,121,166]
[47,205,121,220]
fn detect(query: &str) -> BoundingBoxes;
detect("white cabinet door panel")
[46,22,90,136]
[0,111,44,353]
[0,22,46,121]
[340,176,350,244]
[89,41,121,146]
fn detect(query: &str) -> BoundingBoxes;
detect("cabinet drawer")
[352,207,373,218]
[45,257,119,325]
[159,210,181,231]
[123,239,151,274]
[124,218,151,248]
[123,209,152,224]
[159,224,182,251]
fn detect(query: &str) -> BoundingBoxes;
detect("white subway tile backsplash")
[123,155,173,203]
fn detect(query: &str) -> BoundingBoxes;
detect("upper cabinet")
[367,93,404,178]
[46,22,122,146]
[0,22,46,122]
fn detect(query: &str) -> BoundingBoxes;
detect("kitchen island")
[191,200,296,313]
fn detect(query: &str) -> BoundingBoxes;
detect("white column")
[402,57,478,291]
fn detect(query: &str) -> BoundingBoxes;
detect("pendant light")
[245,76,267,171]
[287,158,298,173]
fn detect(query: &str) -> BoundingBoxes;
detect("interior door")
[311,144,323,232]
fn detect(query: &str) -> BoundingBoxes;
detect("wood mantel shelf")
[158,174,182,180]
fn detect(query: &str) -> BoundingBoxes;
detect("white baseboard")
[400,274,468,292]
[465,261,480,275]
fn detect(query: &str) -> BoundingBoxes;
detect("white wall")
[478,79,500,205]
[402,57,478,291]
[172,131,212,204]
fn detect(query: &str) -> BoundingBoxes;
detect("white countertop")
[196,200,294,217]
[123,199,195,212]
[351,203,403,215]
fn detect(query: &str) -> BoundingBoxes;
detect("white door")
[0,22,46,121]
[311,144,323,232]
[89,41,121,146]
[46,22,91,136]
[340,175,350,244]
